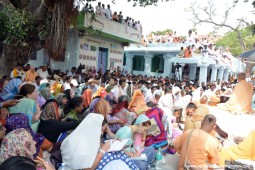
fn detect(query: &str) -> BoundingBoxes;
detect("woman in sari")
[5,113,53,158]
[116,114,156,170]
[61,113,138,170]
[0,128,36,164]
[66,97,84,122]
[0,78,22,101]
[9,84,41,132]
[38,99,79,143]
[128,89,150,114]
[89,97,117,139]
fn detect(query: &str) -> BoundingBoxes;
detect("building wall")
[78,36,124,71]
[29,31,125,73]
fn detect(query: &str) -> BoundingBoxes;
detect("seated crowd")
[81,2,142,32]
[0,65,254,170]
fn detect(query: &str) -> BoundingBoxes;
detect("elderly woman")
[0,128,36,164]
[61,113,138,170]
[9,84,41,132]
[116,114,156,170]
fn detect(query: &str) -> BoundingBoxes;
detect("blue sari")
[0,78,22,101]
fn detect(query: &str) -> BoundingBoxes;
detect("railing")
[77,12,142,43]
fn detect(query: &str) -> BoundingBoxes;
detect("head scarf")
[41,100,60,121]
[89,97,101,113]
[5,113,44,156]
[40,87,51,101]
[0,78,22,101]
[0,128,36,164]
[134,114,150,125]
[128,89,149,114]
[116,126,133,147]
[54,93,66,105]
[38,83,49,91]
[61,113,104,169]
[104,92,116,106]
[92,87,107,99]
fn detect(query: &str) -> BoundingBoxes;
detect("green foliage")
[0,6,34,46]
[216,27,255,56]
[150,29,173,35]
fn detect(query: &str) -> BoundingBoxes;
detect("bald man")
[173,114,222,170]
[218,72,253,114]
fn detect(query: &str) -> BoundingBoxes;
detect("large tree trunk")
[0,44,31,76]
[244,62,255,77]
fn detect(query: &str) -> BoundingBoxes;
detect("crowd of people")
[142,30,235,67]
[0,62,254,169]
[81,2,142,32]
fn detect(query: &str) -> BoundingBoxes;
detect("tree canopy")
[216,26,255,56]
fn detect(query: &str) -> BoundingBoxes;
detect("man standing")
[172,114,221,169]
[218,72,253,114]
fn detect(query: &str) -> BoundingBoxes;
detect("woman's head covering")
[61,113,104,169]
[89,97,110,119]
[54,93,66,105]
[38,83,49,92]
[0,128,36,164]
[116,126,133,147]
[5,113,44,156]
[104,92,116,106]
[41,100,60,121]
[128,89,149,114]
[0,78,22,101]
[134,114,150,125]
[92,87,107,99]
[172,86,181,95]
[40,87,51,101]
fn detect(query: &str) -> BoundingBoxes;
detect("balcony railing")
[77,12,142,44]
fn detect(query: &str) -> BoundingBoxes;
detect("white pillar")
[217,67,225,82]
[125,53,134,73]
[210,65,218,82]
[198,64,208,83]
[189,64,197,81]
[223,69,230,82]
[144,54,153,76]
[163,54,173,78]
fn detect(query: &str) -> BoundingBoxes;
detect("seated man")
[219,130,255,166]
[171,114,222,170]
[218,73,253,114]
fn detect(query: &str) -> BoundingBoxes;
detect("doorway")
[98,47,108,74]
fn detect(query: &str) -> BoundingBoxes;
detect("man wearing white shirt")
[37,66,49,79]
[105,4,112,19]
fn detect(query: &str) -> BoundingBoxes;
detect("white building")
[29,12,141,73]
[124,43,245,83]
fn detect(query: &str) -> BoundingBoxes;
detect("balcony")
[76,12,142,44]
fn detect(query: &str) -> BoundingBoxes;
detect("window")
[151,54,164,73]
[90,45,97,51]
[132,55,144,71]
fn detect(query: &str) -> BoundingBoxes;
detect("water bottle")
[155,147,162,169]
[58,163,65,170]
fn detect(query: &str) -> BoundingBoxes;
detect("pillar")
[223,69,230,82]
[210,65,218,82]
[144,53,153,76]
[163,54,173,78]
[189,64,197,81]
[198,64,208,83]
[125,53,134,73]
[217,67,225,82]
